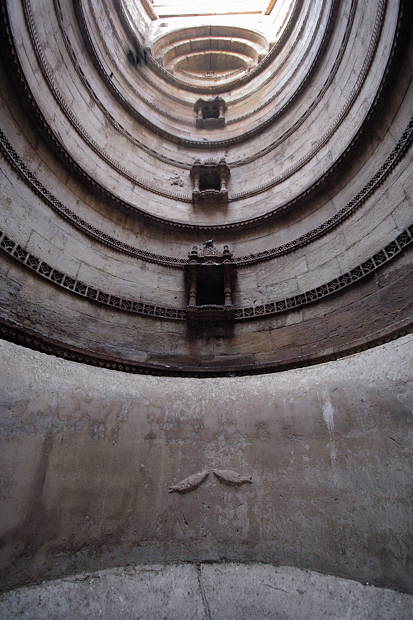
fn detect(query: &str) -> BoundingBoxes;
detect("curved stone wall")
[0,336,412,593]
[0,0,412,374]
[0,0,412,603]
[1,564,412,619]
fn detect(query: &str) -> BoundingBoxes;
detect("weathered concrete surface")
[0,563,412,620]
[0,563,204,620]
[0,335,412,593]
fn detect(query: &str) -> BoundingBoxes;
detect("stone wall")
[1,563,413,619]
[0,0,412,606]
[1,335,412,593]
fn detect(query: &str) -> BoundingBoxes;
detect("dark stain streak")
[0,432,55,581]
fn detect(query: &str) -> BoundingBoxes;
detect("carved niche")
[194,97,227,128]
[185,241,236,321]
[126,45,147,66]
[190,159,230,205]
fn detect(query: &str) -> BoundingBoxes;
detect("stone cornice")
[1,116,411,268]
[1,0,407,231]
[0,229,185,320]
[0,318,411,378]
[61,0,339,162]
[75,0,342,149]
[233,118,413,265]
[226,0,336,129]
[21,0,189,204]
[110,0,329,132]
[140,0,157,21]
[0,128,182,268]
[121,0,302,95]
[1,226,411,322]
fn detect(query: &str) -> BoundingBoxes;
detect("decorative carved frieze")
[0,227,412,323]
[3,0,405,232]
[0,230,185,321]
[1,118,412,264]
[1,319,410,378]
[71,0,338,144]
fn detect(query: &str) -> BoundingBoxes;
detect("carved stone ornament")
[1,225,412,325]
[169,471,209,493]
[194,97,227,128]
[185,241,236,321]
[190,159,230,205]
[169,469,252,493]
[213,470,252,485]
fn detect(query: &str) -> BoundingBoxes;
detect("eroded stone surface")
[0,563,412,620]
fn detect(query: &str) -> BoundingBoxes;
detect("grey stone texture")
[0,335,412,593]
[0,563,412,620]
[0,564,205,620]
[1,0,413,617]
[1,246,411,373]
[3,0,410,227]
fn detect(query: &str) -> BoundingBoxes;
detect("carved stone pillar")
[195,106,203,124]
[219,160,230,197]
[191,165,200,193]
[218,99,226,121]
[188,265,197,306]
[224,264,233,306]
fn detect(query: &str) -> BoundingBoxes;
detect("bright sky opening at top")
[151,0,269,17]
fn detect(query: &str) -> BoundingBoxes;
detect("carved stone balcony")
[185,241,236,322]
[194,97,226,129]
[190,159,230,205]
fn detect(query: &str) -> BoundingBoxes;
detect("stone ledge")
[0,563,412,619]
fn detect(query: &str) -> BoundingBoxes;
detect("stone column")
[194,171,200,193]
[189,267,197,306]
[224,265,232,306]
[218,100,225,121]
[220,173,228,194]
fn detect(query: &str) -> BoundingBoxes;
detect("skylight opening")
[151,0,269,18]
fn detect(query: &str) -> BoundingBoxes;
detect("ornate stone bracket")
[190,160,230,205]
[194,97,226,129]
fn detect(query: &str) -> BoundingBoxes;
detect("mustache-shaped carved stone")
[168,470,209,493]
[213,469,252,485]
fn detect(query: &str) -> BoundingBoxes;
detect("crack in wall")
[196,564,212,620]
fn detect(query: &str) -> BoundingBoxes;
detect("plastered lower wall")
[0,335,412,593]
